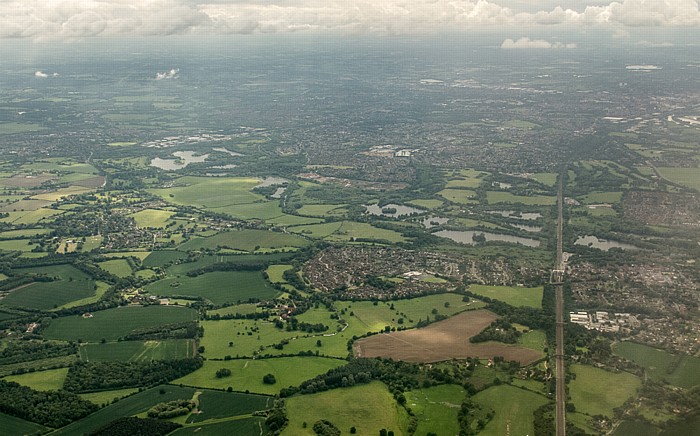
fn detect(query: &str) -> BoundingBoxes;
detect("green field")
[613,342,700,388]
[199,319,299,358]
[486,191,556,205]
[290,221,406,243]
[4,264,95,310]
[187,390,272,423]
[580,191,623,204]
[207,303,259,317]
[130,208,175,228]
[178,229,308,252]
[146,271,278,305]
[657,167,700,190]
[467,284,543,308]
[79,388,140,406]
[173,417,265,436]
[407,199,444,209]
[142,250,188,267]
[283,381,408,436]
[438,188,478,204]
[472,384,550,436]
[0,412,48,435]
[98,259,133,277]
[518,329,547,353]
[569,364,641,418]
[43,306,199,342]
[530,172,558,186]
[0,239,33,251]
[296,204,348,217]
[2,367,69,391]
[266,264,292,283]
[53,385,197,435]
[176,357,346,395]
[405,384,465,436]
[79,339,194,362]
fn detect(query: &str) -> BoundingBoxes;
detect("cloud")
[501,37,576,48]
[156,68,180,80]
[34,71,49,78]
[1,0,699,39]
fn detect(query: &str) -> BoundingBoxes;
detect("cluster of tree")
[280,358,443,403]
[121,322,199,341]
[90,417,182,436]
[63,358,203,392]
[364,275,396,290]
[185,262,265,277]
[312,419,341,436]
[282,268,307,291]
[146,400,195,419]
[206,310,271,321]
[275,317,328,333]
[470,318,521,344]
[457,398,493,435]
[215,368,232,378]
[0,340,77,365]
[0,380,98,428]
[263,373,276,384]
[264,398,288,435]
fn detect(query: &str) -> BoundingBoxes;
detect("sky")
[1,0,699,41]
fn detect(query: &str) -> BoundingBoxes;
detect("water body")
[512,223,542,233]
[421,216,449,228]
[574,235,638,251]
[364,203,425,218]
[434,230,540,247]
[488,210,542,221]
[150,151,209,170]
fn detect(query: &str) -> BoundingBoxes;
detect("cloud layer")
[501,37,576,48]
[2,0,699,39]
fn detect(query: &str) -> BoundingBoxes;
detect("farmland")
[472,384,550,436]
[43,306,198,342]
[569,364,641,418]
[613,342,700,388]
[2,367,69,391]
[354,310,543,364]
[175,357,346,395]
[177,229,309,252]
[405,384,465,436]
[79,339,195,362]
[467,284,543,308]
[4,264,95,310]
[145,271,279,305]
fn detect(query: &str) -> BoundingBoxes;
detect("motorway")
[554,174,566,436]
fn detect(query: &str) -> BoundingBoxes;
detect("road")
[554,173,566,436]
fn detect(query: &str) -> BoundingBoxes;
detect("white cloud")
[34,71,49,78]
[156,68,180,80]
[1,0,699,39]
[501,37,576,48]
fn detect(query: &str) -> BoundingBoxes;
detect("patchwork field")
[4,264,95,310]
[178,229,309,252]
[354,310,542,364]
[146,271,278,305]
[613,341,700,388]
[130,208,176,228]
[290,221,406,243]
[657,167,700,190]
[486,191,556,205]
[98,259,133,277]
[2,367,69,391]
[43,306,198,342]
[79,339,195,362]
[283,381,407,436]
[0,412,47,435]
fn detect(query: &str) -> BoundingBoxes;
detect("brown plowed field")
[354,309,542,364]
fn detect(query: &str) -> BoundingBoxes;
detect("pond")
[574,235,638,251]
[421,216,450,228]
[488,210,542,221]
[150,151,209,170]
[434,230,540,247]
[364,203,426,218]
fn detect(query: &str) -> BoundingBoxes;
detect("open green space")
[518,329,547,352]
[0,412,48,435]
[486,191,556,205]
[43,306,198,342]
[98,259,133,277]
[613,341,700,388]
[0,122,44,135]
[173,417,265,436]
[266,264,292,283]
[472,384,549,436]
[187,390,272,423]
[657,167,700,190]
[146,271,278,305]
[142,250,187,267]
[5,264,95,310]
[178,229,308,253]
[79,388,140,406]
[207,303,259,317]
[2,367,69,391]
[467,284,543,308]
[283,381,407,436]
[407,199,444,209]
[79,339,194,362]
[438,188,478,204]
[569,364,641,418]
[405,384,465,436]
[296,204,348,217]
[290,221,407,243]
[176,357,346,395]
[530,172,558,186]
[130,209,175,228]
[579,191,623,204]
